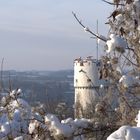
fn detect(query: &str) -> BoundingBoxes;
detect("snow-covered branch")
[102,0,125,6]
[72,12,107,42]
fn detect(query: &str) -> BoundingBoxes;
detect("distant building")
[74,56,108,118]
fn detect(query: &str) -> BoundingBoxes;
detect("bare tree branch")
[102,0,124,6]
[122,54,139,67]
[0,58,4,92]
[72,12,107,42]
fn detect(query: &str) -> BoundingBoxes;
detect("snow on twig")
[72,11,107,42]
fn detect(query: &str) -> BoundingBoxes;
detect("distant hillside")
[0,70,74,106]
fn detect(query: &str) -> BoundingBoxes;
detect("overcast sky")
[0,0,112,71]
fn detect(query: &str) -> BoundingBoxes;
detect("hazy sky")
[0,0,112,71]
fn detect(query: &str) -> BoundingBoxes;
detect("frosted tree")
[0,89,101,140]
[101,0,140,126]
[73,0,140,127]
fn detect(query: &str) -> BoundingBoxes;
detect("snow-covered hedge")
[107,111,140,140]
[0,90,96,139]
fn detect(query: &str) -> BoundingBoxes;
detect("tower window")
[76,79,78,82]
[80,62,84,66]
[87,78,91,82]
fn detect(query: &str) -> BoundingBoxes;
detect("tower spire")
[96,20,99,60]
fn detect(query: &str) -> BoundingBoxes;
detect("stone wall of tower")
[74,57,101,118]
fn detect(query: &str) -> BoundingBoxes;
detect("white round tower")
[74,56,101,118]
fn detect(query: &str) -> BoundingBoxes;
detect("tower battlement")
[74,57,101,88]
